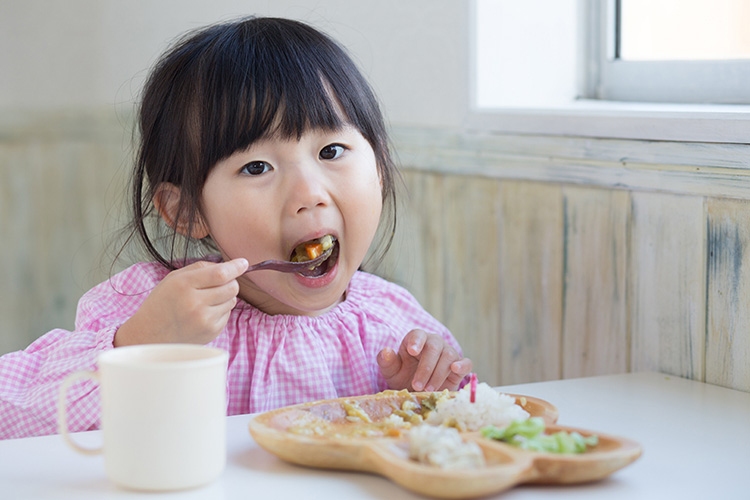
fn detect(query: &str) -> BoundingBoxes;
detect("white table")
[1,372,748,499]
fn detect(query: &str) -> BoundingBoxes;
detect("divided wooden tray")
[248,390,641,498]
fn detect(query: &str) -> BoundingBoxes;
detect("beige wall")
[2,2,749,394]
[0,0,467,353]
[0,0,468,127]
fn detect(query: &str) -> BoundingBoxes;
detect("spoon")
[243,245,335,276]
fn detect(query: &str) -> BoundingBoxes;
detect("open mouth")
[290,235,338,277]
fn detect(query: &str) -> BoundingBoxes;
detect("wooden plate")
[248,390,641,499]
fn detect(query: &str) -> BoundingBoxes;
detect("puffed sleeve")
[0,262,162,439]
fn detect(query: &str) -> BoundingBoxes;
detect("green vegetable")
[481,417,598,454]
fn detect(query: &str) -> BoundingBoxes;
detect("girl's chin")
[240,258,352,316]
[292,256,340,289]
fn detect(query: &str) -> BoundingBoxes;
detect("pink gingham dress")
[0,261,461,440]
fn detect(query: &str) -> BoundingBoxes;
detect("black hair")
[127,16,398,270]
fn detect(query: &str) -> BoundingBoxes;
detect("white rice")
[408,425,485,469]
[425,382,529,431]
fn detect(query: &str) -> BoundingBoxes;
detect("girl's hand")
[376,329,473,392]
[114,258,248,347]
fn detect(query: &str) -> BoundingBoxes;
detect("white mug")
[58,344,228,491]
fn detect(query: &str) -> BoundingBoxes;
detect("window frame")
[467,0,750,144]
[592,0,750,104]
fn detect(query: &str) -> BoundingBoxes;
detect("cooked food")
[482,417,598,453]
[292,235,334,262]
[408,425,485,469]
[285,390,424,438]
[425,382,530,431]
[247,385,642,498]
[281,384,531,442]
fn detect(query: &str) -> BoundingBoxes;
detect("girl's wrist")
[113,317,151,347]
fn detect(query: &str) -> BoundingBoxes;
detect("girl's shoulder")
[92,261,172,296]
[78,261,172,312]
[345,271,451,337]
[349,270,408,294]
[74,261,172,331]
[347,271,424,312]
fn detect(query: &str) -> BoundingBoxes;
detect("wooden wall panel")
[378,170,446,318]
[6,117,750,393]
[561,186,630,378]
[629,192,706,380]
[498,181,564,385]
[0,140,127,354]
[440,175,502,384]
[706,199,750,392]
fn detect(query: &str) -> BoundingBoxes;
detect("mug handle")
[57,371,103,456]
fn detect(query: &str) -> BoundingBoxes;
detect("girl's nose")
[286,164,331,215]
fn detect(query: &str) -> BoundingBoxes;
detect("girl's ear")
[153,183,210,239]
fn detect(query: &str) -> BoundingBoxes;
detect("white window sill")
[465,100,750,144]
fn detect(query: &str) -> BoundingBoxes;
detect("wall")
[378,127,750,391]
[0,0,467,353]
[0,0,468,125]
[2,2,748,394]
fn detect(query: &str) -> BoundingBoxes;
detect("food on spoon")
[408,425,485,469]
[481,417,598,454]
[305,242,323,260]
[292,235,335,262]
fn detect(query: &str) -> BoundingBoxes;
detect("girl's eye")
[319,144,346,161]
[240,161,273,176]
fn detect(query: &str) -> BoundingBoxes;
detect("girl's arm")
[0,258,247,439]
[0,326,114,439]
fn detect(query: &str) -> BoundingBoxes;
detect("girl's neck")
[237,286,347,317]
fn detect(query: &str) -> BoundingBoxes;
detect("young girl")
[0,17,472,439]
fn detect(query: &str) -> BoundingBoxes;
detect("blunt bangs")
[194,18,384,174]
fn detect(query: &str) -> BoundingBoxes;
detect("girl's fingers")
[210,297,238,331]
[451,358,473,376]
[377,347,403,379]
[188,258,248,289]
[423,346,460,392]
[199,278,241,307]
[401,329,427,358]
[443,358,473,390]
[410,334,442,391]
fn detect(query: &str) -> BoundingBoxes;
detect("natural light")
[620,0,750,61]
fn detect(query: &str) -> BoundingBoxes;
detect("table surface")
[1,371,748,499]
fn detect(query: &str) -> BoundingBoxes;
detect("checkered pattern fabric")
[0,261,461,439]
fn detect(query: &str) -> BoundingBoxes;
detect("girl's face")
[199,124,383,316]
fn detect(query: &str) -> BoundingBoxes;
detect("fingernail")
[412,381,423,391]
[425,384,435,392]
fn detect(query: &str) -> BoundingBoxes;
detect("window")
[470,0,750,143]
[592,0,750,104]
[473,0,580,109]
